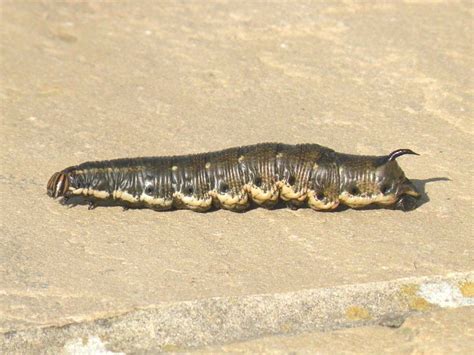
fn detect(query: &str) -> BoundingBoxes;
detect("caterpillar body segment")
[47,143,420,212]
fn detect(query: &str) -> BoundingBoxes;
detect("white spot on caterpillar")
[171,165,178,171]
[238,155,245,163]
[205,162,211,169]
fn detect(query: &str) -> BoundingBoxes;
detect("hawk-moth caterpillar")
[47,143,421,212]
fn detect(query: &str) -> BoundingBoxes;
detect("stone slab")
[1,0,472,352]
[200,307,474,354]
[2,273,472,353]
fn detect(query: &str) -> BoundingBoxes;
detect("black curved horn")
[387,149,419,162]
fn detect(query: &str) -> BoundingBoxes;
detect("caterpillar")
[47,143,421,212]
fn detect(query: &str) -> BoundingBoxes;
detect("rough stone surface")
[1,0,472,352]
[199,307,474,354]
[2,274,472,353]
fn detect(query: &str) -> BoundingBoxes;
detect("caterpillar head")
[47,171,70,198]
[47,167,78,199]
[338,149,420,211]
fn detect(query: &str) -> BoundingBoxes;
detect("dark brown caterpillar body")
[47,143,420,212]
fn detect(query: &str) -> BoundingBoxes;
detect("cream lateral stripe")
[72,187,110,199]
[339,191,397,207]
[139,191,173,207]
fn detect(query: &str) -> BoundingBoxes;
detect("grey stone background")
[1,1,472,352]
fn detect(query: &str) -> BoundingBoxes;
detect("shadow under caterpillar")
[47,143,421,212]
